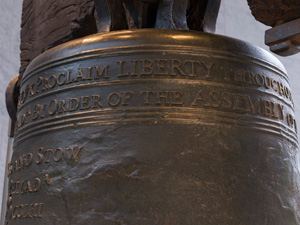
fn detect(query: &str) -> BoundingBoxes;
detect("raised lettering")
[67,146,83,162]
[191,90,207,107]
[94,65,110,79]
[108,92,122,107]
[53,148,64,162]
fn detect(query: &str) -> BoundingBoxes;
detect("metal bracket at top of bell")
[265,18,300,56]
[94,0,221,33]
[248,0,300,56]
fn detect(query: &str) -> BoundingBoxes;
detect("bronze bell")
[4,1,300,224]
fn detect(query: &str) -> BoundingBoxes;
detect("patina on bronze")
[94,0,221,32]
[248,0,300,56]
[4,1,300,225]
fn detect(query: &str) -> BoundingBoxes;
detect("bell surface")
[6,29,300,224]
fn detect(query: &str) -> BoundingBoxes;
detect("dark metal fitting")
[6,76,20,123]
[265,18,300,56]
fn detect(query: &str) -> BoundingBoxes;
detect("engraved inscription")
[221,66,294,104]
[16,87,297,134]
[141,91,184,106]
[46,95,103,116]
[8,146,83,175]
[35,146,82,164]
[18,59,293,112]
[190,90,284,120]
[16,92,136,129]
[7,153,33,175]
[6,145,84,222]
[108,91,134,107]
[6,202,43,220]
[18,65,110,107]
[9,174,50,196]
[15,57,296,136]
[18,59,215,107]
[117,59,214,79]
[17,95,104,127]
[189,89,297,132]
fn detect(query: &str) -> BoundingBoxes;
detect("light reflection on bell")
[5,29,300,225]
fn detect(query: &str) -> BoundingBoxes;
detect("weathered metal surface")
[94,0,220,31]
[247,0,300,56]
[20,0,221,79]
[4,29,300,224]
[247,0,300,27]
[155,0,189,29]
[5,76,19,124]
[187,0,221,33]
[265,18,300,56]
[201,0,221,33]
[19,0,97,79]
[94,0,128,32]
